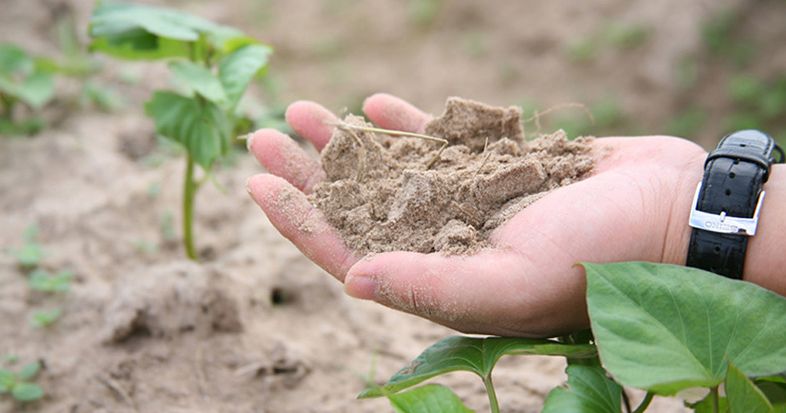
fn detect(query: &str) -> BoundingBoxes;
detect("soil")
[3,0,782,411]
[311,98,593,255]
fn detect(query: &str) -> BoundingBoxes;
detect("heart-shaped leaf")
[585,262,786,395]
[145,91,231,169]
[726,363,772,413]
[360,336,595,398]
[218,44,272,110]
[386,384,475,413]
[542,365,622,413]
[88,2,254,60]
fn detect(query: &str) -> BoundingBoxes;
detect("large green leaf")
[726,363,772,413]
[169,60,226,103]
[387,384,475,413]
[584,262,786,395]
[218,44,272,109]
[144,91,231,168]
[360,336,596,398]
[542,365,622,413]
[88,1,256,60]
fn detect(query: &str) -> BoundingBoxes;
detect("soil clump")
[310,97,595,255]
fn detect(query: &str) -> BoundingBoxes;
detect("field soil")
[3,0,782,411]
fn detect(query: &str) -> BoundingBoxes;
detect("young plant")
[8,225,44,270]
[88,1,272,260]
[0,361,44,403]
[0,44,56,135]
[28,269,73,293]
[362,262,786,412]
[30,308,63,328]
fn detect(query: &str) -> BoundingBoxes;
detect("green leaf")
[584,262,786,395]
[218,44,272,109]
[756,376,786,409]
[28,269,73,293]
[88,1,255,60]
[12,382,43,402]
[31,308,62,328]
[17,362,40,381]
[0,369,15,393]
[14,72,54,109]
[542,365,622,413]
[726,363,773,413]
[360,336,596,398]
[12,242,43,268]
[0,43,32,74]
[169,60,226,103]
[687,392,728,413]
[144,91,231,168]
[387,384,475,413]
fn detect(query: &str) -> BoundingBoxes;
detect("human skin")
[246,93,786,338]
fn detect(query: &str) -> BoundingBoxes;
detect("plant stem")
[482,375,501,413]
[632,392,654,413]
[622,390,632,413]
[710,386,719,413]
[183,154,198,260]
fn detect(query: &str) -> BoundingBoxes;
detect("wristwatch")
[686,130,784,279]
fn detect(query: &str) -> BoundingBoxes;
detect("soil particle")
[310,97,595,255]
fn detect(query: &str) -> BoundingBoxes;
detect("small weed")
[0,361,44,403]
[28,269,73,293]
[30,308,62,328]
[566,23,651,62]
[666,107,707,139]
[9,225,44,270]
[0,44,55,135]
[407,0,441,27]
[701,9,754,67]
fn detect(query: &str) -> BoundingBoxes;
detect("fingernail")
[345,274,377,300]
[246,133,255,151]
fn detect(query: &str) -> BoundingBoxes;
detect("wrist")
[661,151,706,266]
[744,164,786,294]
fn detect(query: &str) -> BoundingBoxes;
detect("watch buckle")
[688,182,765,236]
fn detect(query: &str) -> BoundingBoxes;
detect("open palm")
[247,94,707,337]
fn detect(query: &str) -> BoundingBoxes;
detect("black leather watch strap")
[686,130,783,279]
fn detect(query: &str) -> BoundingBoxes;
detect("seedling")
[28,269,73,293]
[88,1,272,260]
[30,308,62,328]
[0,361,44,403]
[9,225,44,270]
[0,44,54,135]
[362,262,786,412]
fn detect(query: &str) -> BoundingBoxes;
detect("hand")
[247,94,707,337]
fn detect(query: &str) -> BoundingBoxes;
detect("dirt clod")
[310,97,595,255]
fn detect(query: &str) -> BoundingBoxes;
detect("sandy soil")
[2,0,784,412]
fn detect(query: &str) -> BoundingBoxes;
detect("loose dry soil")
[312,98,594,255]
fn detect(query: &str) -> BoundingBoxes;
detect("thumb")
[344,250,531,335]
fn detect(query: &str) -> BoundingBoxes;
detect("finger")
[247,128,325,193]
[344,250,554,336]
[247,173,358,280]
[285,100,338,151]
[363,93,432,133]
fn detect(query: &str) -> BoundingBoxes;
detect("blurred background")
[1,1,784,412]
[2,0,785,147]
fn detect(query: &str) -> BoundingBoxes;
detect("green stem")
[183,154,198,260]
[632,392,654,413]
[710,386,720,413]
[482,375,500,413]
